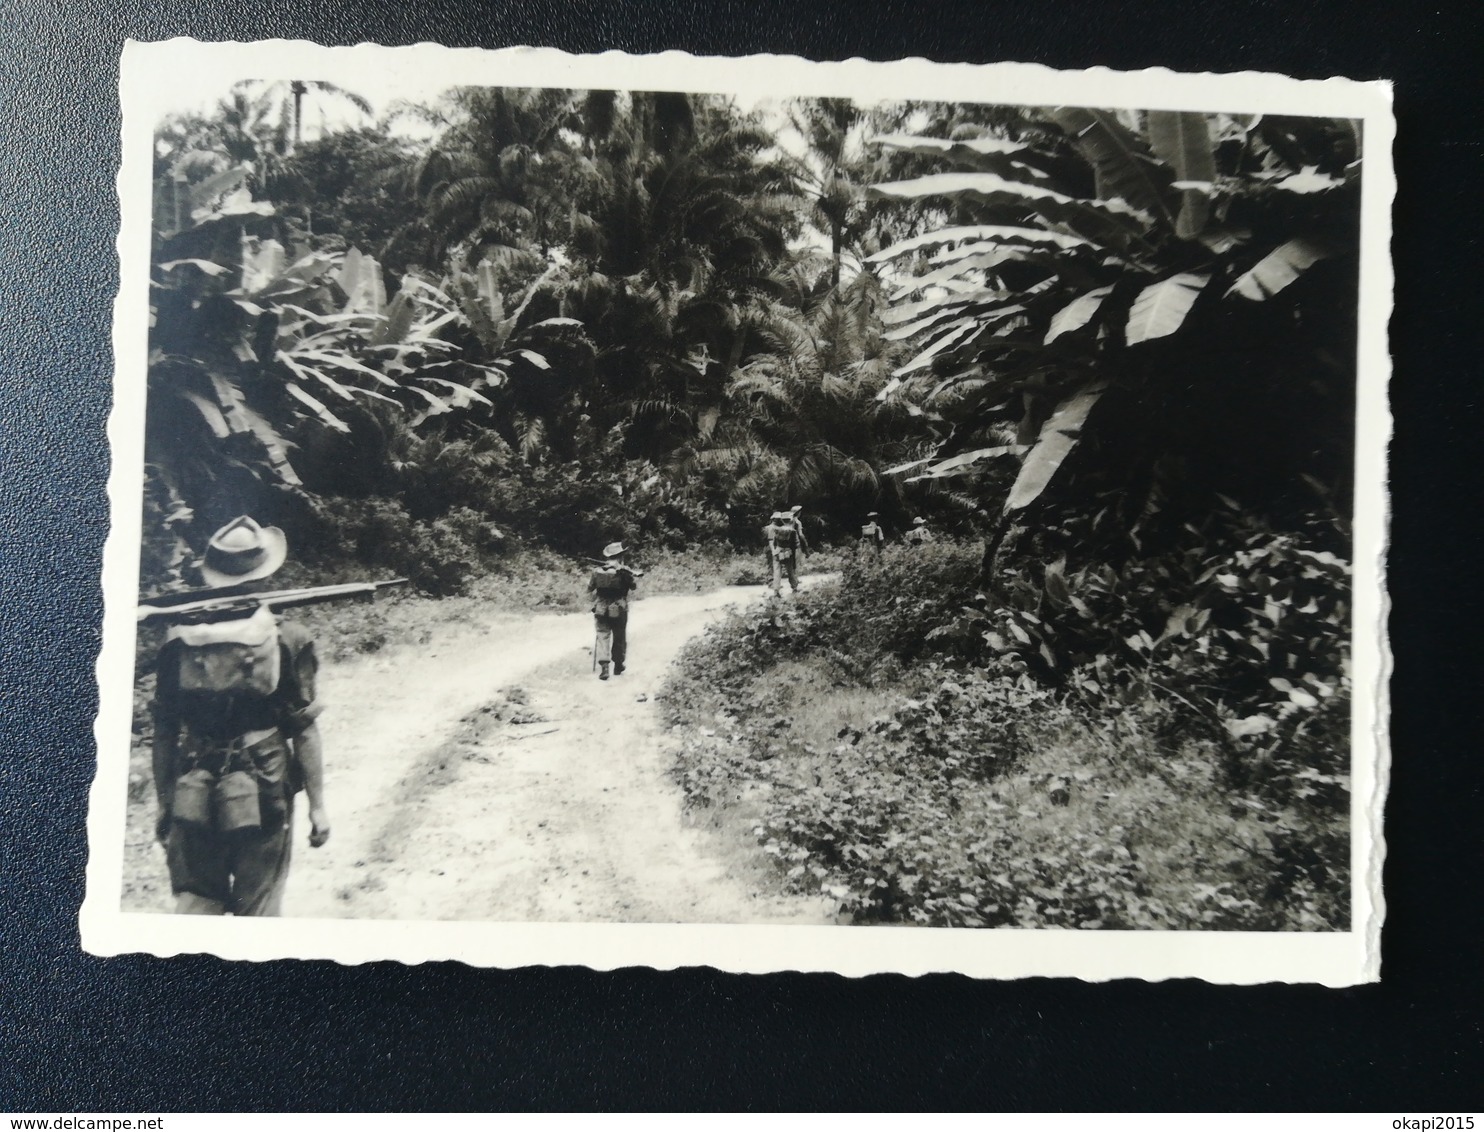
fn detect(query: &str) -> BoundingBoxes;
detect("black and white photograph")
[84,41,1392,982]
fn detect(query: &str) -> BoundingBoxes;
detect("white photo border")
[85,38,1393,984]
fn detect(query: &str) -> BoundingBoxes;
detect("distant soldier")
[588,541,639,680]
[788,504,811,559]
[764,510,802,596]
[150,516,331,916]
[859,511,886,555]
[906,515,934,548]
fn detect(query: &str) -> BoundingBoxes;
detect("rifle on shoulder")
[583,558,645,578]
[137,579,410,625]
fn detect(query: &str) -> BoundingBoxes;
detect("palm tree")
[672,263,921,527]
[230,79,373,151]
[412,85,582,259]
[547,91,800,459]
[782,97,872,290]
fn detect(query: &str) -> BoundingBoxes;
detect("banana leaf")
[178,390,230,438]
[884,292,1021,342]
[1004,382,1107,512]
[872,134,1027,157]
[892,319,982,376]
[868,224,1090,263]
[1147,111,1216,239]
[1044,285,1114,344]
[337,247,387,316]
[889,252,1021,296]
[870,171,1077,207]
[1125,273,1209,345]
[1049,108,1176,230]
[285,382,351,433]
[1225,238,1331,300]
[908,444,1027,481]
[234,402,302,487]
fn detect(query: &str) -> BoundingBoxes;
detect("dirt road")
[276,581,835,923]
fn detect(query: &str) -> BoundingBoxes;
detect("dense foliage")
[143,86,947,593]
[144,85,1359,928]
[665,540,1348,930]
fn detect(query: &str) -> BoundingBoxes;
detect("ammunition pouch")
[172,768,216,827]
[178,727,292,833]
[215,770,263,833]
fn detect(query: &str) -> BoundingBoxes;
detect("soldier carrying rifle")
[141,516,404,916]
[587,541,640,680]
[763,509,804,596]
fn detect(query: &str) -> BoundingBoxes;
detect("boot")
[614,663,625,676]
[599,661,610,680]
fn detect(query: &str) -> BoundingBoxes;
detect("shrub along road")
[262,578,838,922]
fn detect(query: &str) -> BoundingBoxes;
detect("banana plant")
[867,109,1359,534]
[145,167,583,559]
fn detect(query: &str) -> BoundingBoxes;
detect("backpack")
[168,605,282,698]
[773,524,798,551]
[591,567,628,598]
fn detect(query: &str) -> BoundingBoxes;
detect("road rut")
[280,583,834,924]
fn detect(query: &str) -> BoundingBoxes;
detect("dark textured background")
[1,0,1480,1111]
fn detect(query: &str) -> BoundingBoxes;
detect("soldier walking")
[764,510,802,596]
[859,510,886,555]
[150,516,331,916]
[588,541,639,680]
[906,515,935,547]
[788,504,811,558]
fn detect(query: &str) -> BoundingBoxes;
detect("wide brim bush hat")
[912,516,927,525]
[867,511,879,518]
[602,541,625,559]
[200,515,288,587]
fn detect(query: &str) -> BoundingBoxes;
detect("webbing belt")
[184,727,281,772]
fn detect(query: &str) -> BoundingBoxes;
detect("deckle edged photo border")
[85,38,1393,984]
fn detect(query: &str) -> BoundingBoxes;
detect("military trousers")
[595,608,628,669]
[771,549,799,594]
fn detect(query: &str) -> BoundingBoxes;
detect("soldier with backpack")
[906,515,935,547]
[588,541,639,680]
[859,511,886,555]
[788,504,811,558]
[150,516,330,916]
[764,510,802,596]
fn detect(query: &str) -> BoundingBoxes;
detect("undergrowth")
[663,537,1351,931]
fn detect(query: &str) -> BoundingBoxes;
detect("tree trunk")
[830,218,842,290]
[980,513,1013,592]
[291,81,306,151]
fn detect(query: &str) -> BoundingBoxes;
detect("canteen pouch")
[214,770,262,833]
[172,768,215,827]
[169,606,281,698]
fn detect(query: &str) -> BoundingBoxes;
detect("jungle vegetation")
[144,86,1361,928]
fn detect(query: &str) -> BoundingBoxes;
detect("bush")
[661,519,1351,931]
[821,541,984,665]
[302,497,503,596]
[667,649,1349,930]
